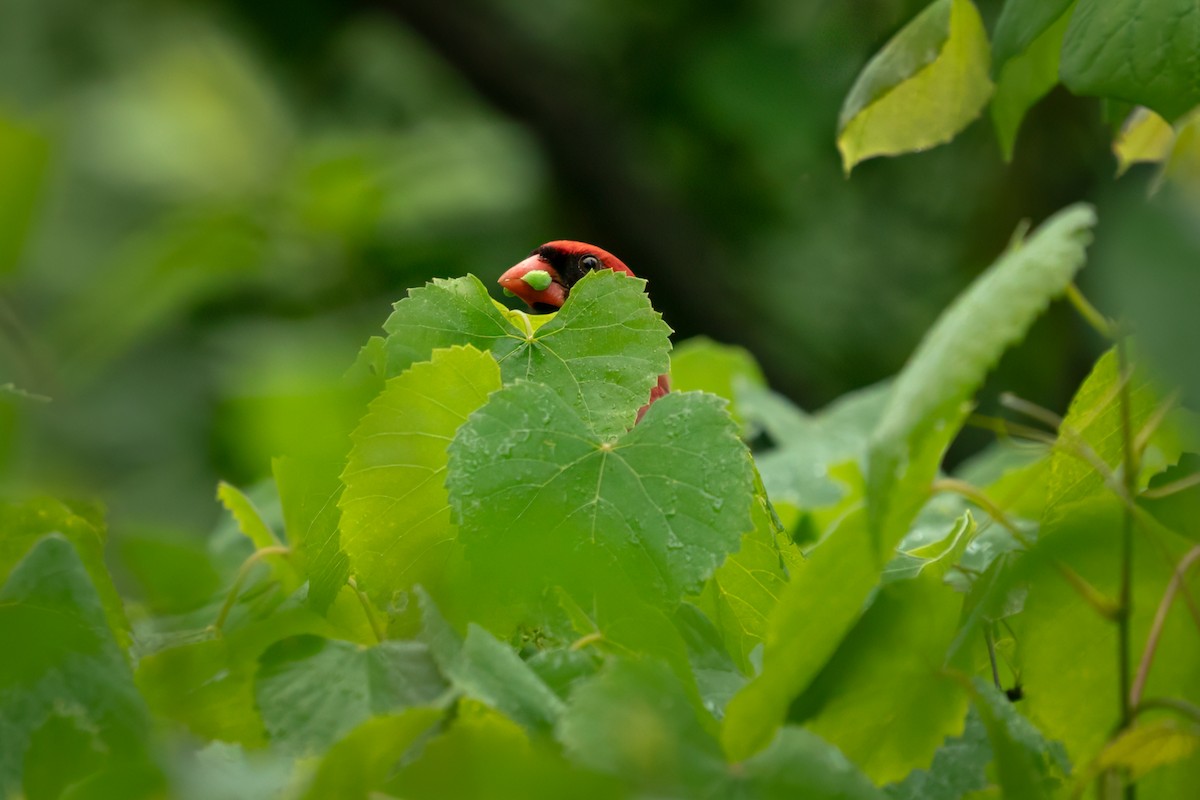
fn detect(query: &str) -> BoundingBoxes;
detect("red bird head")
[498,240,634,312]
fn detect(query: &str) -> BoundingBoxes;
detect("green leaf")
[556,587,701,710]
[968,679,1070,800]
[867,204,1096,553]
[884,709,991,800]
[1142,453,1200,541]
[392,701,621,800]
[741,727,888,800]
[382,274,515,376]
[447,383,754,608]
[0,498,130,648]
[417,589,565,732]
[115,529,222,615]
[272,455,347,614]
[1043,347,1157,529]
[694,481,802,673]
[991,0,1076,70]
[301,708,443,800]
[991,6,1072,160]
[722,502,882,761]
[339,345,501,603]
[670,336,767,436]
[1081,719,1200,787]
[745,380,891,511]
[790,577,969,784]
[1114,107,1177,176]
[216,481,283,550]
[559,658,727,796]
[1013,496,1200,780]
[837,0,993,172]
[0,536,152,797]
[382,269,671,437]
[254,634,448,754]
[453,625,567,731]
[135,636,266,746]
[1061,0,1200,121]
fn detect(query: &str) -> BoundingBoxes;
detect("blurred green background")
[0,0,1180,540]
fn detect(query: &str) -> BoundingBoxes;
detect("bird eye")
[580,255,601,270]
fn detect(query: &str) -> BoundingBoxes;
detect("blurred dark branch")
[370,0,789,385]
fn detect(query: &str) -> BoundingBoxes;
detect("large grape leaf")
[253,634,448,755]
[0,536,153,797]
[338,345,501,603]
[1061,0,1200,122]
[837,0,993,173]
[382,269,671,437]
[867,204,1096,554]
[446,382,754,609]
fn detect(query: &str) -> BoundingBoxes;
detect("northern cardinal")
[498,240,669,421]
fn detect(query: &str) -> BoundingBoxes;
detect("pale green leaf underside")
[867,203,1096,550]
[382,270,671,437]
[339,345,501,601]
[447,382,754,606]
[838,0,993,172]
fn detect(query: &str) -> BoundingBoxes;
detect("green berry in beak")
[522,269,553,291]
[502,287,516,297]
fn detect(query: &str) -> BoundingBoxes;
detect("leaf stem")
[1141,472,1200,499]
[932,478,1121,619]
[1130,546,1200,709]
[984,624,1002,691]
[1115,338,1138,800]
[1065,283,1116,340]
[214,546,291,631]
[1131,696,1200,727]
[348,576,386,644]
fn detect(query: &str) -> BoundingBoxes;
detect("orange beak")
[498,255,568,310]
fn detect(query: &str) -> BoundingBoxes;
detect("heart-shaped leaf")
[382,270,671,437]
[339,345,502,602]
[446,382,753,608]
